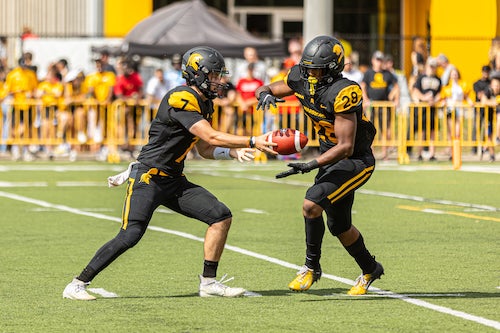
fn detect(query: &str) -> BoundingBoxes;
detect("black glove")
[256,91,285,111]
[276,160,319,179]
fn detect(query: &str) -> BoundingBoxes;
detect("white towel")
[107,162,139,188]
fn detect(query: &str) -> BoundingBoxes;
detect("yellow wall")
[429,0,496,85]
[103,0,152,37]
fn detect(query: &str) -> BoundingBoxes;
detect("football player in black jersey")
[256,36,384,295]
[63,46,277,300]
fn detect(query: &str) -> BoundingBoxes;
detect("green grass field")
[0,160,499,332]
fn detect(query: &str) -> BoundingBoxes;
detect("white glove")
[107,162,139,188]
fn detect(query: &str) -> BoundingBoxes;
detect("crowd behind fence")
[0,99,497,165]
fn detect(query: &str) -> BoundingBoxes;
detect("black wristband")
[249,136,256,148]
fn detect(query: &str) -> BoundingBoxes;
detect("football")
[267,128,308,155]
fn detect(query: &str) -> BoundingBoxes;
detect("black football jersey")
[285,66,375,156]
[137,86,213,176]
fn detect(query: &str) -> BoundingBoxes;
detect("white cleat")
[63,278,96,300]
[199,274,246,297]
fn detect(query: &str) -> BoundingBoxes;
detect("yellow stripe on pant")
[327,165,375,203]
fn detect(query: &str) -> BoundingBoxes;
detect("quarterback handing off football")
[267,128,308,155]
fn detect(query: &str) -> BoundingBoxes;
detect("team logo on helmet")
[186,53,203,71]
[333,44,344,63]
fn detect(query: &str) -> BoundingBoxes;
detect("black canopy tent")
[116,0,285,59]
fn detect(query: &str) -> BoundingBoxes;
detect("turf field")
[0,159,499,332]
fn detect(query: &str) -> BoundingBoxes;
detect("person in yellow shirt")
[0,68,10,155]
[4,61,38,160]
[441,67,474,159]
[62,70,87,157]
[84,59,116,156]
[35,66,64,158]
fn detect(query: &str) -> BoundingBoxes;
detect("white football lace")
[354,274,368,286]
[75,282,89,293]
[213,274,234,287]
[296,265,310,277]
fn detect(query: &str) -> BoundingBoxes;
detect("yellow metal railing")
[0,99,497,165]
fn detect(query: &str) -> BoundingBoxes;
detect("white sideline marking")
[242,208,267,214]
[56,181,106,187]
[157,208,175,214]
[197,170,500,212]
[0,181,47,187]
[326,293,466,298]
[1,190,499,331]
[88,288,119,298]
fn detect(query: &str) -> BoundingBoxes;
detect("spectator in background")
[472,65,492,154]
[21,26,38,41]
[409,36,428,91]
[84,58,116,157]
[100,51,116,74]
[19,52,37,75]
[480,75,500,162]
[0,36,7,71]
[164,53,184,90]
[0,68,9,155]
[62,69,87,158]
[236,62,263,135]
[263,59,296,135]
[144,67,169,136]
[441,67,474,159]
[233,46,267,84]
[411,57,442,161]
[436,53,455,87]
[361,50,399,160]
[384,54,411,110]
[411,36,427,77]
[4,56,38,160]
[145,68,168,109]
[20,26,38,55]
[55,58,70,82]
[488,37,500,75]
[285,37,303,66]
[214,74,237,134]
[342,53,363,84]
[114,59,143,154]
[35,66,64,158]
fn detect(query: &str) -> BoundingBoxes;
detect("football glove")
[276,160,319,178]
[256,91,285,111]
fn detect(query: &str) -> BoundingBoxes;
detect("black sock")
[305,216,325,269]
[344,234,376,274]
[77,266,96,283]
[202,260,218,278]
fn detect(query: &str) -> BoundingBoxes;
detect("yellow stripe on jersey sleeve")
[334,85,362,113]
[168,91,201,113]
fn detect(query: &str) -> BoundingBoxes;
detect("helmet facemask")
[299,36,345,95]
[182,46,229,99]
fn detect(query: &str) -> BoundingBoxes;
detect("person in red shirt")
[235,63,264,135]
[114,60,143,153]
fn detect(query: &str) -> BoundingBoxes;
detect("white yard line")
[1,189,499,330]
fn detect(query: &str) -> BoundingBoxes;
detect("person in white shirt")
[146,68,169,108]
[164,53,185,90]
[233,47,267,84]
[341,54,363,84]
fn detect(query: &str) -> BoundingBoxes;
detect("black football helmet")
[182,46,229,99]
[299,36,345,93]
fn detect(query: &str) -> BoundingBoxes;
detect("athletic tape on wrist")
[213,147,233,160]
